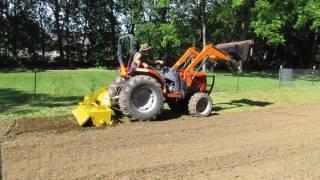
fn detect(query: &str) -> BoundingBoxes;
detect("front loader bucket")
[216,40,254,61]
[72,87,114,127]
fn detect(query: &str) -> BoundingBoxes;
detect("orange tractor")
[108,34,253,121]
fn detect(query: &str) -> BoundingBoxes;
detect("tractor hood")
[216,40,254,61]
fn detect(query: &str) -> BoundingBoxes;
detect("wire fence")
[213,67,320,92]
[1,68,320,118]
[1,68,320,96]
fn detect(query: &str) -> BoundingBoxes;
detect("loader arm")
[172,47,199,70]
[184,44,231,74]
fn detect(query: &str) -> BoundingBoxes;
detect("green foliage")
[135,22,160,50]
[135,22,180,52]
[0,0,319,69]
[232,0,246,8]
[157,0,170,8]
[251,0,285,45]
[296,0,320,31]
[159,23,181,48]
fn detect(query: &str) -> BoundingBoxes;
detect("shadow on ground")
[214,98,273,112]
[154,99,273,121]
[0,68,46,73]
[154,109,189,121]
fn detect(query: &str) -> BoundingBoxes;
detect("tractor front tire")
[188,93,213,117]
[119,75,164,121]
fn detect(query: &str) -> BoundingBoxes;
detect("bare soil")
[2,105,320,179]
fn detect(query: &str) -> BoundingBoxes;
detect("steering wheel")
[154,62,164,70]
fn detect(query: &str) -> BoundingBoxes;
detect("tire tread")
[119,75,164,121]
[188,92,213,117]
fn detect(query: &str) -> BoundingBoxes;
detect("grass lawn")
[0,69,320,120]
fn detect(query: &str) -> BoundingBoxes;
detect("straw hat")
[139,43,152,51]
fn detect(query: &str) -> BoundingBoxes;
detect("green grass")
[0,69,320,120]
[0,69,118,120]
[208,72,320,113]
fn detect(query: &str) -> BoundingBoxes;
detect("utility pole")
[197,0,207,72]
[202,20,206,72]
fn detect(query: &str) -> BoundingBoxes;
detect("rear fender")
[129,68,167,93]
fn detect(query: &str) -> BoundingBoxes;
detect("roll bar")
[117,34,135,77]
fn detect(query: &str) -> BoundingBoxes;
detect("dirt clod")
[8,116,82,136]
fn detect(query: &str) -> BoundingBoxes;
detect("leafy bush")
[0,54,22,68]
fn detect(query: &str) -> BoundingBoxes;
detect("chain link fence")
[212,67,320,92]
[278,67,320,88]
[1,68,320,119]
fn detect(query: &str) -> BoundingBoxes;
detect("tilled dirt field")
[2,104,320,179]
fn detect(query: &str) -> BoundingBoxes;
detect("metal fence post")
[312,66,316,86]
[33,69,38,101]
[279,65,282,88]
[237,65,241,90]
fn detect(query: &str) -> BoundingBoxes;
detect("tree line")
[0,0,319,70]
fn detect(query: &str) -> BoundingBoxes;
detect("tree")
[236,0,320,67]
[36,0,50,62]
[119,0,144,34]
[295,0,320,64]
[0,0,9,55]
[134,0,183,63]
[0,0,319,70]
[47,0,65,60]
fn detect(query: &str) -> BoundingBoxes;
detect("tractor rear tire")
[188,93,213,117]
[119,75,164,121]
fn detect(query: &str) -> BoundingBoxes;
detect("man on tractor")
[73,34,253,125]
[133,43,164,68]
